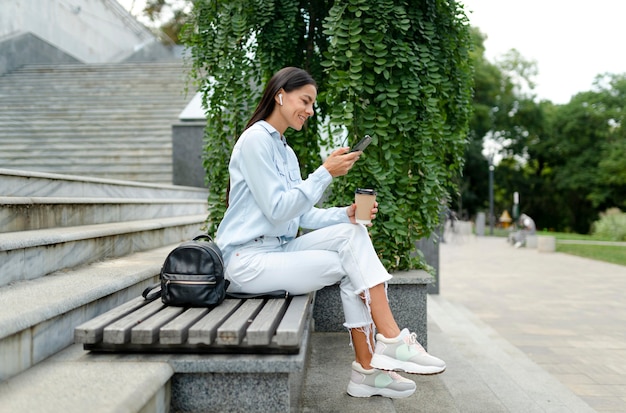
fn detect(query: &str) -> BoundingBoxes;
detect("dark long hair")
[244,67,317,131]
[226,68,317,207]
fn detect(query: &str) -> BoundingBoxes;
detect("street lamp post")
[489,157,494,235]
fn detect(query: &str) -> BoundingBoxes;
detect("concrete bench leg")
[164,322,312,412]
[171,372,297,412]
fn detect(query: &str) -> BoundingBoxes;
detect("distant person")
[441,206,456,242]
[510,213,536,247]
[448,209,458,232]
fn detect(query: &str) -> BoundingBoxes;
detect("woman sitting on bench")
[216,67,445,399]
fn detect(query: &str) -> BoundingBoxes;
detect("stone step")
[0,149,170,158]
[0,214,207,287]
[0,168,173,184]
[0,136,173,144]
[0,196,207,232]
[0,153,172,166]
[0,80,184,87]
[0,145,171,154]
[7,62,185,74]
[0,84,183,91]
[0,114,180,121]
[0,130,172,138]
[0,168,207,199]
[0,345,172,413]
[0,69,186,83]
[0,85,185,94]
[0,245,176,382]
[0,78,185,85]
[0,90,185,100]
[3,68,185,77]
[0,112,182,120]
[0,97,187,105]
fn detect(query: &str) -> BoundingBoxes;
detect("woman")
[216,67,445,399]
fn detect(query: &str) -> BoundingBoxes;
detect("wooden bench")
[74,293,314,412]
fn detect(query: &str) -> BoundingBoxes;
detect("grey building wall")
[0,0,168,65]
[0,32,81,76]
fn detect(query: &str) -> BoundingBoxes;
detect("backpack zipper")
[166,280,217,286]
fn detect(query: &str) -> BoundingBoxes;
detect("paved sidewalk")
[439,235,626,412]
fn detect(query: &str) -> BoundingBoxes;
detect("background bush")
[592,208,626,241]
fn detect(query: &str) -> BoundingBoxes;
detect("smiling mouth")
[298,115,307,122]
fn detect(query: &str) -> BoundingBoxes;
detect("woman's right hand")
[323,148,360,177]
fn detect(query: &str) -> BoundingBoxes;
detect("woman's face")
[277,84,316,131]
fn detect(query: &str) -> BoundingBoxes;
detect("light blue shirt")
[216,120,350,262]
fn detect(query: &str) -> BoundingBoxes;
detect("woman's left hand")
[347,202,378,226]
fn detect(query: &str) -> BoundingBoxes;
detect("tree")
[530,73,626,233]
[457,28,500,218]
[182,0,473,272]
[460,29,541,221]
[588,74,626,210]
[141,0,192,44]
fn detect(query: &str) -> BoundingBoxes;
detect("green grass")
[486,229,626,267]
[548,231,604,241]
[556,243,626,266]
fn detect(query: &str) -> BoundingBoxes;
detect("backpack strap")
[142,283,162,301]
[193,234,214,242]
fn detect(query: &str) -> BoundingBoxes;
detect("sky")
[117,0,626,104]
[459,0,626,104]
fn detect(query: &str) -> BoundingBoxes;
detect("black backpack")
[143,235,228,307]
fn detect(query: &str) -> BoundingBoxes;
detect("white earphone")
[278,93,283,106]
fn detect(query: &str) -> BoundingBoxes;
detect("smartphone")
[349,135,372,152]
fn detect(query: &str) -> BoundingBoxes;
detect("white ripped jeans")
[224,223,392,328]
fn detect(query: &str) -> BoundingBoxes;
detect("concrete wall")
[172,121,208,188]
[172,93,208,188]
[0,0,161,64]
[0,32,81,75]
[416,234,440,294]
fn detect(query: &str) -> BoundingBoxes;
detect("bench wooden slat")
[74,297,149,344]
[275,294,312,346]
[131,306,186,344]
[246,298,288,346]
[217,299,264,345]
[187,299,241,345]
[103,299,165,344]
[160,307,209,345]
[78,293,313,354]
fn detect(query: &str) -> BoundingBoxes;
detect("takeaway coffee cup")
[355,188,376,225]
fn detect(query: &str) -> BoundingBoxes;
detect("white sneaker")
[347,361,416,398]
[371,328,446,374]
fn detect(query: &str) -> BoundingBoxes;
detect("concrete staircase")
[0,168,208,412]
[0,61,192,184]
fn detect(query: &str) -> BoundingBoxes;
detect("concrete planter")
[537,235,556,252]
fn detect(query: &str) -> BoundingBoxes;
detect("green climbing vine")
[182,0,473,272]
